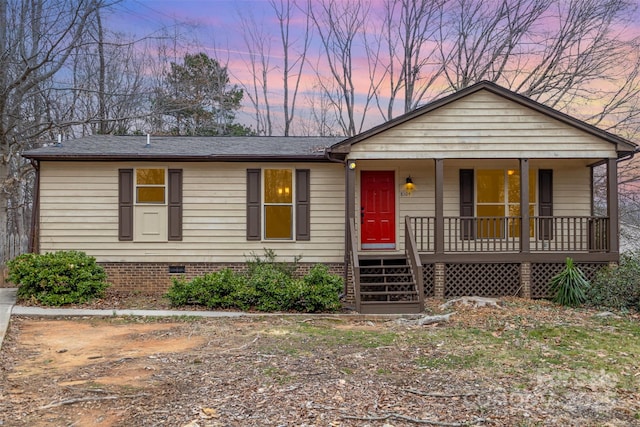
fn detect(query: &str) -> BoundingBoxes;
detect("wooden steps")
[357,256,422,314]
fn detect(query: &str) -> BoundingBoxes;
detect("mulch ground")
[1,296,638,426]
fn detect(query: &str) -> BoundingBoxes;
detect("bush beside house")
[166,256,343,313]
[8,250,109,305]
[586,252,640,312]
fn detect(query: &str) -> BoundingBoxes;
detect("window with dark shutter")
[295,169,310,240]
[118,169,134,241]
[538,169,553,240]
[246,169,261,240]
[168,169,183,241]
[459,169,475,240]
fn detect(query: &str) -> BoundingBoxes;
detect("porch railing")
[532,216,609,252]
[404,216,424,310]
[408,215,609,253]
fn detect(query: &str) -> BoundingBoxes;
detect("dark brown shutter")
[459,169,475,240]
[538,169,553,240]
[118,169,134,241]
[247,169,261,240]
[295,169,311,241]
[168,169,183,241]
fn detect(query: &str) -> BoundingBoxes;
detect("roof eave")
[21,153,330,162]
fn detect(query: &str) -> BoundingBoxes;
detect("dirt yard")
[0,299,639,426]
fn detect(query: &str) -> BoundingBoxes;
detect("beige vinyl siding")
[39,161,345,263]
[349,90,618,159]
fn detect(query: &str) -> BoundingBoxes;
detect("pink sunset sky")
[105,0,640,135]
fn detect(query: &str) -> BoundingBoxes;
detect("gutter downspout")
[325,149,350,296]
[28,159,40,254]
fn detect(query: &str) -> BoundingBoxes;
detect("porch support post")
[607,157,619,255]
[346,161,356,227]
[435,159,444,254]
[520,158,530,254]
[345,160,357,295]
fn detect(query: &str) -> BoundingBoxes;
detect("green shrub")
[549,257,589,307]
[586,252,640,311]
[247,264,293,311]
[295,264,343,312]
[8,251,109,305]
[165,253,343,312]
[166,268,245,308]
[246,248,301,278]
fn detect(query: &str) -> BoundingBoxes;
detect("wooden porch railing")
[447,216,521,252]
[349,218,361,312]
[408,215,610,253]
[532,216,609,252]
[404,216,424,311]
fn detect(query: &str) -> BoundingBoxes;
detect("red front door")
[360,171,396,249]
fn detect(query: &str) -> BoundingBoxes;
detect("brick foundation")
[100,262,345,295]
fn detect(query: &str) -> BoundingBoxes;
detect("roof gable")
[329,81,637,157]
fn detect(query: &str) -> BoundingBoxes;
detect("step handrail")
[349,218,361,312]
[405,215,424,311]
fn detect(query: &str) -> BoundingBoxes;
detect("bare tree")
[273,0,311,136]
[377,0,446,120]
[438,0,552,91]
[0,0,103,266]
[238,0,311,136]
[309,0,377,136]
[238,11,273,136]
[515,0,636,110]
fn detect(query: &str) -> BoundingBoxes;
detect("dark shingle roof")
[22,135,346,161]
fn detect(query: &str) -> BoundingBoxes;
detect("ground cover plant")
[166,250,343,312]
[1,298,638,426]
[7,250,109,305]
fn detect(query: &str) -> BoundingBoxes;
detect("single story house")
[22,81,638,313]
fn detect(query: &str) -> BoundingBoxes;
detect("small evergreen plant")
[549,257,589,307]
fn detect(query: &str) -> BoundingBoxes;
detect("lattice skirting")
[445,263,521,297]
[422,264,435,297]
[531,262,607,298]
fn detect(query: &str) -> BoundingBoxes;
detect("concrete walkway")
[0,288,252,349]
[0,288,17,348]
[0,289,397,349]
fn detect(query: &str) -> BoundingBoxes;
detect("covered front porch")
[327,81,635,314]
[345,157,619,314]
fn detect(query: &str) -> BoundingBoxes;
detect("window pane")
[264,169,292,203]
[477,170,504,203]
[137,168,165,185]
[529,204,535,237]
[508,170,519,204]
[506,169,537,204]
[529,173,536,203]
[477,205,504,238]
[137,187,165,203]
[265,205,292,239]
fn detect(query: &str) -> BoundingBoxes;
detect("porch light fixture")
[404,176,415,195]
[348,161,357,170]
